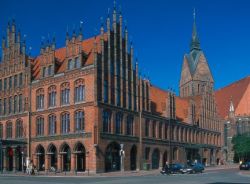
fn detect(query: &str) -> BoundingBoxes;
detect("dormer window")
[68,59,74,70]
[48,65,52,76]
[42,67,46,78]
[75,57,81,68]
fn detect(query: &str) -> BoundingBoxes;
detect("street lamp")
[21,151,24,172]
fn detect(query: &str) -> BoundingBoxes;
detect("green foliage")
[232,133,250,161]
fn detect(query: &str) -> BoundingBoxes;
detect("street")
[0,168,249,184]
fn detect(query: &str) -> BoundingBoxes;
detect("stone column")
[45,154,49,173]
[2,148,7,172]
[12,147,16,172]
[71,153,76,173]
[57,154,62,172]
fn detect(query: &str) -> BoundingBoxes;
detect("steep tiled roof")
[150,85,169,116]
[32,34,107,80]
[175,96,189,123]
[215,76,250,119]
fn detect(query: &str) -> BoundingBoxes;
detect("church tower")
[179,10,214,97]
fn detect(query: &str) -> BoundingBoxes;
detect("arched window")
[61,112,70,134]
[36,88,44,110]
[36,117,44,136]
[16,119,23,138]
[6,121,12,138]
[74,79,85,103]
[75,111,84,132]
[48,114,56,135]
[126,115,134,136]
[103,110,111,133]
[48,86,56,107]
[0,123,3,138]
[61,83,70,105]
[115,112,123,134]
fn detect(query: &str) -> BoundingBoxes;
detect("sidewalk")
[0,164,239,178]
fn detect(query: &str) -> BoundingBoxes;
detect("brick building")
[0,6,222,173]
[215,76,250,163]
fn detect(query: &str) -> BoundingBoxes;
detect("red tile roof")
[215,76,250,119]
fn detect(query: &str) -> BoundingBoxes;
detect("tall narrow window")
[0,99,2,115]
[0,79,2,91]
[75,57,81,68]
[74,79,85,103]
[36,117,44,136]
[103,110,111,133]
[49,114,56,135]
[145,119,150,137]
[19,73,23,86]
[48,86,56,107]
[104,80,108,103]
[61,83,70,105]
[4,78,7,91]
[48,65,52,76]
[42,67,46,78]
[115,112,123,134]
[9,76,12,90]
[9,97,12,114]
[75,111,84,132]
[158,122,162,139]
[68,59,74,70]
[126,115,134,135]
[16,119,23,138]
[61,112,70,134]
[6,122,12,138]
[152,121,156,138]
[18,94,22,112]
[14,75,17,88]
[14,95,18,113]
[0,123,3,138]
[3,98,7,115]
[36,89,44,110]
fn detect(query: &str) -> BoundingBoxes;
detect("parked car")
[168,163,192,174]
[189,163,205,173]
[239,162,250,170]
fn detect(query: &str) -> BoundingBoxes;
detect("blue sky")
[0,0,249,94]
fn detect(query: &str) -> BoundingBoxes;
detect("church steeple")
[190,9,200,51]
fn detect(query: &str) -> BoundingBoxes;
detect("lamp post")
[21,151,24,173]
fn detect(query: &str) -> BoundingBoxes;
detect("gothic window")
[3,98,6,115]
[68,59,74,70]
[165,124,168,139]
[115,112,123,134]
[0,99,2,115]
[14,75,17,88]
[48,114,56,135]
[102,110,111,133]
[36,88,44,110]
[14,95,18,113]
[159,122,162,139]
[0,123,2,138]
[61,83,70,105]
[36,116,44,136]
[75,57,81,68]
[4,78,7,91]
[42,67,46,78]
[116,87,120,106]
[48,86,56,107]
[48,65,52,76]
[9,76,12,89]
[9,97,12,114]
[0,79,2,91]
[126,115,134,136]
[18,94,23,112]
[6,121,12,138]
[61,112,70,134]
[74,79,85,103]
[152,121,156,138]
[19,73,23,86]
[74,111,84,132]
[16,119,23,138]
[104,80,108,103]
[145,119,150,137]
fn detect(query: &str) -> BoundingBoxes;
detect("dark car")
[239,162,250,170]
[189,163,205,173]
[168,163,189,174]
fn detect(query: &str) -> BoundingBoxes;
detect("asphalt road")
[0,168,249,184]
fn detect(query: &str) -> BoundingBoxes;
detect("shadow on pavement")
[208,183,248,184]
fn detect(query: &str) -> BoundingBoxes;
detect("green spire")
[190,8,200,51]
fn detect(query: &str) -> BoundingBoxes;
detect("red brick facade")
[0,7,222,174]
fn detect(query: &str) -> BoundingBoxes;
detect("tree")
[232,134,250,162]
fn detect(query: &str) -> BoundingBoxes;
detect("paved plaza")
[0,168,249,184]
